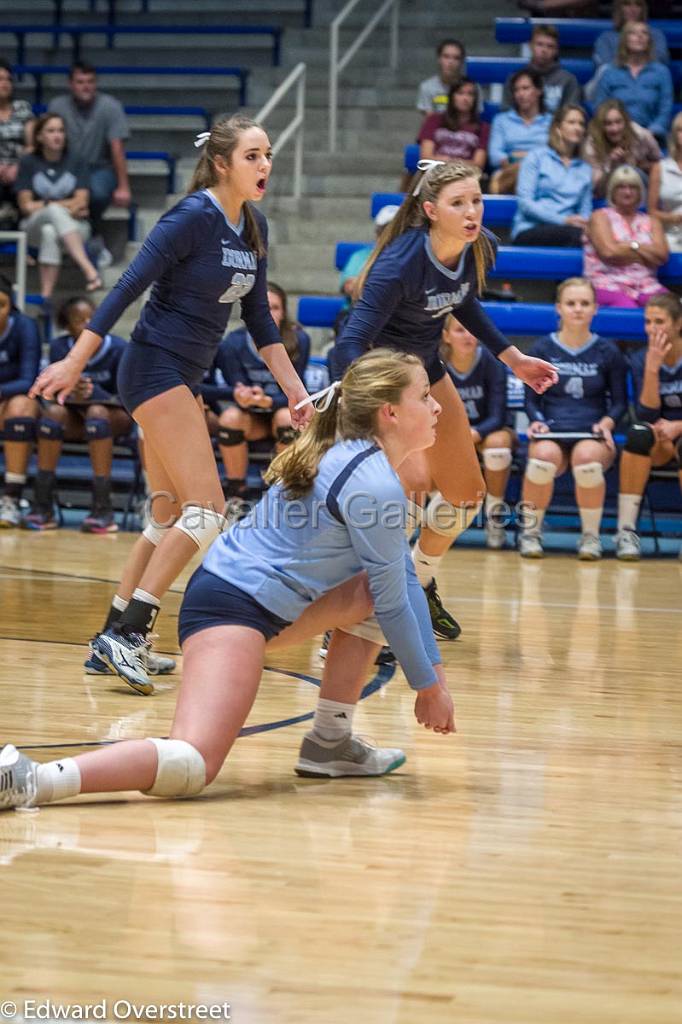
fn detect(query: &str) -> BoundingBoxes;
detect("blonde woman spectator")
[583,164,668,308]
[648,111,682,253]
[585,99,661,200]
[593,0,669,67]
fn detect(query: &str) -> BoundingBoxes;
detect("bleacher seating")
[465,56,682,87]
[495,17,682,48]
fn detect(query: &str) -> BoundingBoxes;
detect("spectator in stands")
[24,295,132,533]
[512,105,592,246]
[212,282,310,499]
[593,23,673,144]
[0,60,34,229]
[648,111,682,253]
[0,275,40,528]
[440,314,514,550]
[585,99,661,200]
[518,277,627,561]
[502,25,582,116]
[339,205,399,309]
[584,164,668,307]
[615,291,682,560]
[416,39,466,118]
[489,69,552,194]
[593,0,669,68]
[49,62,131,266]
[418,78,489,173]
[16,113,102,302]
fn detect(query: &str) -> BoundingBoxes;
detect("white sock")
[313,698,355,742]
[5,471,26,485]
[112,594,129,613]
[579,506,603,537]
[411,540,443,588]
[484,493,505,517]
[524,508,545,536]
[36,759,82,805]
[132,588,160,608]
[617,494,642,532]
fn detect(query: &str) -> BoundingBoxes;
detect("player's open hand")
[30,359,82,405]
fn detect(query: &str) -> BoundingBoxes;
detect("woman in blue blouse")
[594,22,673,143]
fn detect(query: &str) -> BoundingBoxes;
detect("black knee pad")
[275,425,297,446]
[624,423,655,456]
[218,426,246,447]
[38,418,65,441]
[85,417,112,440]
[2,416,36,442]
[676,436,682,468]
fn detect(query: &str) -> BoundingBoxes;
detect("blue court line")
[16,662,396,751]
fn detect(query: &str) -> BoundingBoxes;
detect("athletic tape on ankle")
[423,492,481,538]
[173,505,226,551]
[338,615,386,646]
[525,458,557,485]
[482,447,512,471]
[572,461,604,488]
[142,737,206,798]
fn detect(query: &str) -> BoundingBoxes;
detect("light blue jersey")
[203,438,441,689]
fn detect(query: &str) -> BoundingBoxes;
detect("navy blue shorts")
[178,565,292,646]
[117,341,206,415]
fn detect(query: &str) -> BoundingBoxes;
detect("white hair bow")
[412,158,446,196]
[194,131,211,148]
[294,380,341,413]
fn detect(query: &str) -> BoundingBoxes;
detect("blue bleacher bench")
[372,192,517,227]
[495,17,682,48]
[126,150,176,194]
[336,241,682,285]
[296,295,647,340]
[466,56,682,87]
[13,64,250,107]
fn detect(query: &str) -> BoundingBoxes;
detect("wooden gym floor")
[1,529,681,1024]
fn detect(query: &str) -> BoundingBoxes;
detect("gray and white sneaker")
[91,629,154,695]
[578,532,602,561]
[0,494,21,528]
[485,519,506,550]
[85,639,175,677]
[295,731,406,778]
[0,744,38,810]
[616,528,641,562]
[519,531,544,558]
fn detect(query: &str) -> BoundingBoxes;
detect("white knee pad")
[405,499,424,539]
[143,738,206,798]
[142,522,170,547]
[338,615,386,646]
[423,491,482,538]
[173,504,227,551]
[572,461,604,489]
[525,458,558,486]
[482,447,512,472]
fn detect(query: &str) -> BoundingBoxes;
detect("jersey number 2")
[219,273,255,304]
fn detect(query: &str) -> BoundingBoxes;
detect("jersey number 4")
[219,273,255,304]
[565,376,584,400]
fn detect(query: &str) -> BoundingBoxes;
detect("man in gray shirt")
[49,62,131,246]
[501,25,582,115]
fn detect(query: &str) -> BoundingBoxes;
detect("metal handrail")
[0,231,27,310]
[329,0,399,153]
[255,62,306,199]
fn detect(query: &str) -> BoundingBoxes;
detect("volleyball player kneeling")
[0,350,456,811]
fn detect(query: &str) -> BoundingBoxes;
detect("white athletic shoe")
[295,731,406,778]
[91,629,154,695]
[0,744,38,810]
[616,528,641,562]
[0,494,21,528]
[485,519,507,550]
[578,532,602,561]
[519,532,544,558]
[85,640,176,677]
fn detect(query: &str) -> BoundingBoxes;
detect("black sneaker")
[319,630,396,666]
[423,579,461,640]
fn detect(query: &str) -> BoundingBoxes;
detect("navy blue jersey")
[50,332,127,402]
[525,333,627,431]
[629,346,682,423]
[445,344,507,437]
[215,325,311,413]
[88,190,280,372]
[332,227,511,378]
[0,312,41,400]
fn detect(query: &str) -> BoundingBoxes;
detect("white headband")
[294,380,341,413]
[412,158,446,196]
[194,131,211,148]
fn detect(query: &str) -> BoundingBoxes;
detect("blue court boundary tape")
[16,661,397,752]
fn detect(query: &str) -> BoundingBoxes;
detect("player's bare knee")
[5,394,37,418]
[219,405,248,431]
